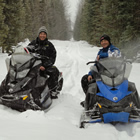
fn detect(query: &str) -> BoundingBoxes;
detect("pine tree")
[133,0,140,37]
[43,0,69,40]
[0,0,8,52]
[4,0,26,52]
[0,0,71,52]
[78,0,104,45]
[79,0,94,42]
[22,0,33,40]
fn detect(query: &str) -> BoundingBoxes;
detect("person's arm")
[99,52,108,59]
[110,50,121,57]
[48,42,56,65]
[42,42,56,68]
[87,71,93,81]
[26,40,36,52]
[108,46,121,58]
[96,49,108,60]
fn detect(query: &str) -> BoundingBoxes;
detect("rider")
[81,34,121,106]
[27,26,59,99]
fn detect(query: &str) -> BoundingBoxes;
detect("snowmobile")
[80,57,140,128]
[0,45,63,112]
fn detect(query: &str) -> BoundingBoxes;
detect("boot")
[50,91,58,99]
[49,86,59,99]
[80,101,85,107]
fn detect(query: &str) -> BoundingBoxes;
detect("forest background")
[0,0,140,58]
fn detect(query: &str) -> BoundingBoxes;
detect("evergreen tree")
[74,0,140,56]
[133,0,140,37]
[22,0,33,40]
[80,0,93,42]
[4,0,26,52]
[0,0,70,52]
[0,0,8,52]
[45,0,70,40]
[75,0,104,45]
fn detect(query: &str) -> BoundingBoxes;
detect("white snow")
[0,40,140,140]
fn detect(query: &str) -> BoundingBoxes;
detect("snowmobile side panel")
[96,80,132,103]
[129,119,140,122]
[79,112,102,128]
[103,112,129,123]
[89,119,102,123]
[80,119,102,128]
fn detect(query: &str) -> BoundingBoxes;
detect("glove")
[42,60,53,68]
[26,45,35,53]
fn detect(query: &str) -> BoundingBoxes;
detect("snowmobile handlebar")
[31,53,49,60]
[86,61,97,65]
[87,58,132,65]
[25,47,49,60]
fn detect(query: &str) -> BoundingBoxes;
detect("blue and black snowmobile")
[0,45,63,111]
[80,57,140,128]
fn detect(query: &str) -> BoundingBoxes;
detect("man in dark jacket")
[81,35,121,106]
[27,26,59,98]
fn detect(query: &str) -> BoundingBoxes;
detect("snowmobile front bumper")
[0,91,41,111]
[103,112,129,123]
[79,111,140,128]
[103,112,140,123]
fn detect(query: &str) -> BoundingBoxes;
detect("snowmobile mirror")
[8,50,13,56]
[126,59,133,64]
[8,52,13,56]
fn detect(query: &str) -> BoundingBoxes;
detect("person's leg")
[45,66,60,99]
[81,74,89,94]
[85,82,97,110]
[45,66,59,90]
[80,75,96,107]
[80,74,89,107]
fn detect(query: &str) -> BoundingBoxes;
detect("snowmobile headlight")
[9,88,13,93]
[130,103,133,107]
[23,95,28,100]
[15,96,19,99]
[98,103,102,108]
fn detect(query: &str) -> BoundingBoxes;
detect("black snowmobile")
[0,45,63,111]
[80,57,140,128]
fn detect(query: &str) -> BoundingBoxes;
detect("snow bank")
[0,40,140,140]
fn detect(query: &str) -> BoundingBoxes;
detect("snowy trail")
[0,40,140,140]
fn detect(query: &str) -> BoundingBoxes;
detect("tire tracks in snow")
[60,41,87,98]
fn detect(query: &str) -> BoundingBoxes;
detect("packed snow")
[0,40,140,140]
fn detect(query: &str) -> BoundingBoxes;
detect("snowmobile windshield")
[97,57,132,86]
[9,53,34,81]
[9,46,38,81]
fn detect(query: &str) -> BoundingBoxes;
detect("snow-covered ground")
[0,40,140,140]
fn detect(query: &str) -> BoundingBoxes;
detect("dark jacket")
[28,37,56,68]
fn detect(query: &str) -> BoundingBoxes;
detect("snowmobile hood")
[96,80,132,103]
[103,112,129,123]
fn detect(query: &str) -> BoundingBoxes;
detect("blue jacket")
[88,44,121,76]
[97,44,120,59]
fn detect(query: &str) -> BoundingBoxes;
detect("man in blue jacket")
[81,35,121,106]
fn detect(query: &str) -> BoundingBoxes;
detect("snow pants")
[40,65,59,90]
[81,74,96,94]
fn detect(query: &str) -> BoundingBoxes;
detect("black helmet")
[100,34,111,44]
